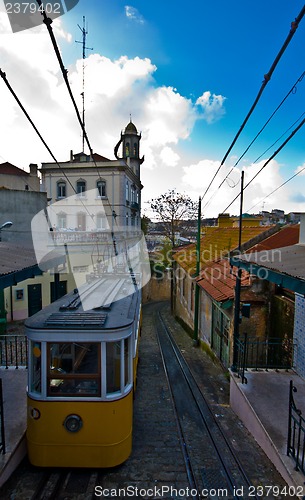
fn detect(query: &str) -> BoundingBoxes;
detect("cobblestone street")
[95,301,295,499]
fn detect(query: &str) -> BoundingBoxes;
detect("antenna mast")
[76,16,93,153]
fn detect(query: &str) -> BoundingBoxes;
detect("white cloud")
[295,163,305,176]
[196,91,226,124]
[125,6,145,24]
[0,21,229,214]
[159,146,180,167]
[181,158,297,217]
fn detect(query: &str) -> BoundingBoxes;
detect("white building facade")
[40,120,144,233]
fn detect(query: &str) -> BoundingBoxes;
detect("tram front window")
[47,342,100,397]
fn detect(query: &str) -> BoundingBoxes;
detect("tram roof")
[25,275,140,331]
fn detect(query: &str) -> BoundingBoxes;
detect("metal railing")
[287,380,305,475]
[0,335,28,369]
[0,379,5,454]
[236,334,295,384]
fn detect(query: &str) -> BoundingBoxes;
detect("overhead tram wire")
[36,0,95,162]
[247,163,305,213]
[201,167,234,212]
[232,69,305,169]
[0,68,94,221]
[253,109,305,164]
[222,113,305,213]
[201,5,305,203]
[202,106,305,213]
[36,0,123,258]
[36,1,123,239]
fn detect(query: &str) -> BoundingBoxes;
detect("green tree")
[149,189,198,247]
[141,215,151,235]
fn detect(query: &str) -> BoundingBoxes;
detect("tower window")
[133,143,138,157]
[125,142,130,157]
[97,180,106,198]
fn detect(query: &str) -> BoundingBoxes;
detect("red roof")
[247,224,299,252]
[196,259,250,302]
[0,162,29,176]
[91,153,111,162]
[197,224,300,302]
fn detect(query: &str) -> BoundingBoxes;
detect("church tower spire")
[114,119,144,177]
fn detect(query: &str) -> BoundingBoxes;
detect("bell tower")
[114,119,144,177]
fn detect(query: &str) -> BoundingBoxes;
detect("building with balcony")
[40,120,144,233]
[38,120,145,286]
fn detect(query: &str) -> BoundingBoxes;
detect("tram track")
[155,307,259,500]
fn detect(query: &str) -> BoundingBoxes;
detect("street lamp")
[0,221,13,241]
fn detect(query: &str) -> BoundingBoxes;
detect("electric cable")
[247,163,305,213]
[253,110,305,164]
[201,71,305,214]
[36,0,94,160]
[201,5,305,202]
[0,68,94,221]
[36,0,128,241]
[201,167,234,211]
[222,113,305,213]
[232,69,305,169]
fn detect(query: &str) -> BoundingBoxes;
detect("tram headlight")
[63,414,83,433]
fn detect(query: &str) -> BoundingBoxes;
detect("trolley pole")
[193,196,201,347]
[232,170,244,371]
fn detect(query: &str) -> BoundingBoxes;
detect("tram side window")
[106,342,121,394]
[124,338,130,387]
[106,339,131,395]
[30,341,41,394]
[47,342,100,397]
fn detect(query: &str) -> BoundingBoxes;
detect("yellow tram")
[25,274,141,468]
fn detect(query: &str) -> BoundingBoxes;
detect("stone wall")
[142,271,171,303]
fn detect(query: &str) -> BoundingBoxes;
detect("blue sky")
[0,0,305,217]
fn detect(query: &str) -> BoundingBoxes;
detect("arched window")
[125,142,130,157]
[57,181,66,199]
[133,143,138,157]
[76,179,86,197]
[97,180,106,198]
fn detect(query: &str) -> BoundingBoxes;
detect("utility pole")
[193,196,201,346]
[76,16,93,153]
[232,170,244,370]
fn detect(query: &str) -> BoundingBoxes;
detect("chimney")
[70,150,73,162]
[29,163,38,176]
[299,213,305,244]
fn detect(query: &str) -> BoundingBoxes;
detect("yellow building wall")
[4,271,75,322]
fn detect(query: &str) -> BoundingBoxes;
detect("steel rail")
[154,310,201,500]
[157,308,260,500]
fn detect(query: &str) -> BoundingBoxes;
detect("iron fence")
[236,334,295,384]
[0,335,28,369]
[0,379,5,454]
[287,380,305,475]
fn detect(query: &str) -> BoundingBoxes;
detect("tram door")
[28,284,42,317]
